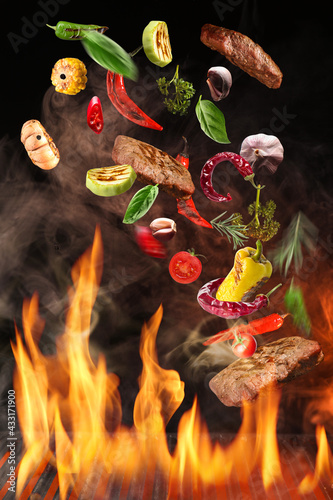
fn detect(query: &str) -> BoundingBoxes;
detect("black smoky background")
[1,0,332,438]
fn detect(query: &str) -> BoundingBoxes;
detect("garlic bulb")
[239,133,284,174]
[207,66,232,101]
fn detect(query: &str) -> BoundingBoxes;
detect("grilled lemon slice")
[142,21,172,67]
[86,165,137,197]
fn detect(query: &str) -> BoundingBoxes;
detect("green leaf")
[195,95,230,144]
[123,185,159,224]
[81,31,138,80]
[268,211,318,276]
[284,281,311,336]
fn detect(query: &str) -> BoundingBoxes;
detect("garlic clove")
[149,217,177,241]
[207,66,232,101]
[239,133,284,174]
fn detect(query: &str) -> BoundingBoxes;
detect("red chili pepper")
[174,137,212,228]
[106,71,163,131]
[87,96,104,134]
[176,198,212,228]
[134,226,167,259]
[200,152,255,202]
[203,313,288,345]
[197,277,281,319]
[175,136,189,169]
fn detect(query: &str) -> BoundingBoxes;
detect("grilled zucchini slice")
[142,21,172,67]
[86,164,137,197]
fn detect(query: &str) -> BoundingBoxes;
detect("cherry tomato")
[169,250,202,284]
[231,332,257,358]
[87,96,104,134]
[134,226,167,259]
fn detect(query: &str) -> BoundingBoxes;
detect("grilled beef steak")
[209,337,324,407]
[111,135,195,200]
[200,24,283,89]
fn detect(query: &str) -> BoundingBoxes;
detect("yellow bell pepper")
[216,240,272,302]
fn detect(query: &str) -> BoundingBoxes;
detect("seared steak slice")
[209,337,324,407]
[111,135,195,200]
[200,24,283,89]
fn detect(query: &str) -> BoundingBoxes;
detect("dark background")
[2,1,332,140]
[1,0,333,435]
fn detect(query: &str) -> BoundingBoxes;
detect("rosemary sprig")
[210,212,248,250]
[268,211,318,276]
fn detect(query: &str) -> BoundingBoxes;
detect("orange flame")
[299,425,333,494]
[133,304,185,435]
[10,227,333,498]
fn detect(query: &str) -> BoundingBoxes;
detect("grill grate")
[1,434,332,499]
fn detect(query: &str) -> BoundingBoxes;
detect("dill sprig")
[210,211,248,250]
[268,211,318,276]
[156,65,196,116]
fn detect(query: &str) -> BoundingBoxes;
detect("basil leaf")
[81,31,138,81]
[195,95,230,144]
[123,184,159,224]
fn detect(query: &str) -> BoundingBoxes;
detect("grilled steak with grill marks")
[209,336,324,407]
[200,24,283,89]
[111,135,195,200]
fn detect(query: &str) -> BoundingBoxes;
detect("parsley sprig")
[156,65,196,116]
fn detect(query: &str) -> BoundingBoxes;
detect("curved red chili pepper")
[106,71,163,131]
[197,277,269,319]
[176,198,212,228]
[203,312,288,345]
[175,137,212,228]
[200,152,255,202]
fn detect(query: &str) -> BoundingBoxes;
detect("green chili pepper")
[47,21,108,40]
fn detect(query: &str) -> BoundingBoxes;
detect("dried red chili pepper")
[87,96,104,134]
[203,312,288,345]
[106,71,163,131]
[200,151,256,202]
[197,277,281,319]
[175,137,212,228]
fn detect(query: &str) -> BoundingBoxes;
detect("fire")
[10,227,333,499]
[299,425,333,494]
[167,386,283,496]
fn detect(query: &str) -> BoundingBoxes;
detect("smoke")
[1,8,332,436]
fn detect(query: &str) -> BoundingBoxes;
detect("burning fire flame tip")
[9,228,333,499]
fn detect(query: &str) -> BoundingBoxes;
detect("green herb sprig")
[210,212,248,249]
[156,65,196,116]
[245,199,280,242]
[284,280,311,335]
[211,182,280,249]
[268,211,318,276]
